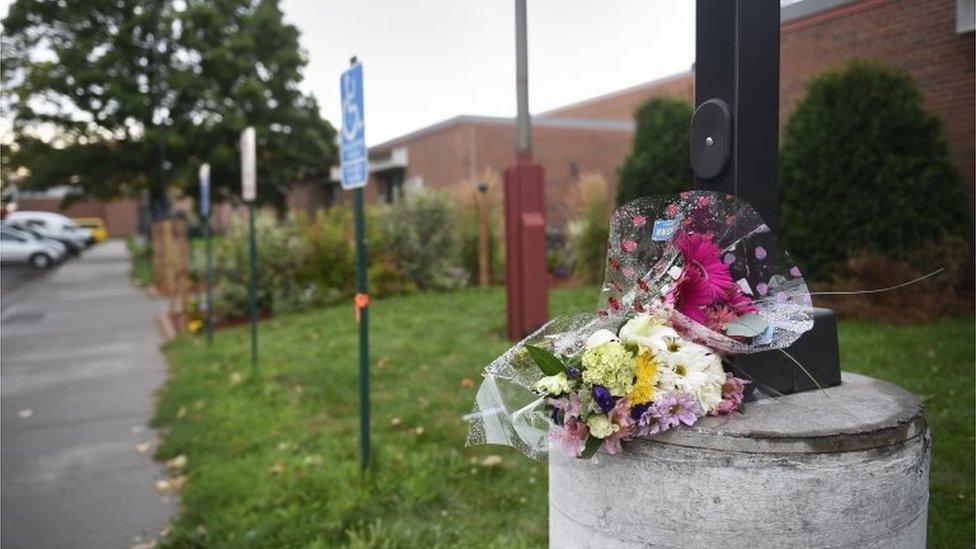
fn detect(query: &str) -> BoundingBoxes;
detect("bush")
[813,237,971,323]
[568,175,610,284]
[616,97,694,205]
[382,188,468,290]
[460,199,505,285]
[780,61,973,280]
[206,211,311,319]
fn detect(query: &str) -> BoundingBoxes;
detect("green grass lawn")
[154,287,974,548]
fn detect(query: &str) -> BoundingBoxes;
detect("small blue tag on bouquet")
[652,218,681,241]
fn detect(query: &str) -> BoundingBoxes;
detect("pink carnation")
[550,418,589,458]
[603,398,636,455]
[712,374,749,415]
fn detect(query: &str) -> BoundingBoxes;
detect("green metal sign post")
[341,57,370,471]
[353,187,370,471]
[241,126,259,373]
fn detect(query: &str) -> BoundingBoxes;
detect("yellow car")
[73,217,108,243]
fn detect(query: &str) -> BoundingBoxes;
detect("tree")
[1,0,336,216]
[616,97,693,205]
[780,61,972,280]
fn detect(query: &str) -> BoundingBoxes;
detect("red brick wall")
[15,197,139,236]
[367,120,633,226]
[539,72,695,121]
[781,0,975,188]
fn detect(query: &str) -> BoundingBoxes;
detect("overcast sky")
[0,0,696,146]
[287,0,696,145]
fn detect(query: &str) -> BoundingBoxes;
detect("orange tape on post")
[354,293,370,324]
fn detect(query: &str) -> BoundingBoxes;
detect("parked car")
[5,225,68,262]
[4,221,83,256]
[74,217,108,243]
[0,226,62,269]
[6,211,91,252]
[1,223,70,258]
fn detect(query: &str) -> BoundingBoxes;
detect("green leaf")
[578,435,603,459]
[524,345,566,376]
[724,313,769,338]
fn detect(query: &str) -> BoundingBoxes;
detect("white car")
[0,226,62,268]
[6,211,91,251]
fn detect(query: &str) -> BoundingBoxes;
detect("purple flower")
[713,374,750,415]
[638,393,703,436]
[592,385,616,414]
[549,418,589,458]
[566,365,581,379]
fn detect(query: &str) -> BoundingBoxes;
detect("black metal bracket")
[690,99,732,180]
[692,0,841,394]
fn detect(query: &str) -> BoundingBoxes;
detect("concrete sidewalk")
[1,240,176,548]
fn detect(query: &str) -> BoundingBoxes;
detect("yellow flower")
[626,349,659,405]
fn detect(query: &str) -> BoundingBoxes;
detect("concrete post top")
[639,372,925,454]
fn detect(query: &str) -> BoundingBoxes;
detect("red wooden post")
[504,155,548,340]
[504,0,548,340]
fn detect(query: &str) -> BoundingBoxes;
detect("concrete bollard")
[549,373,930,548]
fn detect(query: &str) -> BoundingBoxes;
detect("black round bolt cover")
[690,98,731,180]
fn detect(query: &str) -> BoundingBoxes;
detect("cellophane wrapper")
[464,191,815,459]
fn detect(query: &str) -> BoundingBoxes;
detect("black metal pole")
[248,201,258,373]
[353,186,370,471]
[692,0,841,395]
[693,0,780,231]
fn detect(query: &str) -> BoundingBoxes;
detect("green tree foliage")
[616,97,693,205]
[1,0,336,212]
[780,62,972,280]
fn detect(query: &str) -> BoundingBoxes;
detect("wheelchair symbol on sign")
[342,72,364,143]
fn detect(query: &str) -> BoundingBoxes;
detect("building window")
[959,0,975,33]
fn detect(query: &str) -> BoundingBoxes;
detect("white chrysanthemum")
[619,315,680,357]
[663,342,725,413]
[533,372,571,395]
[585,329,619,350]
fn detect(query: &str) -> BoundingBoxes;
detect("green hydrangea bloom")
[581,341,635,397]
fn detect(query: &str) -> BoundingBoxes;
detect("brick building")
[314,0,973,226]
[14,188,140,237]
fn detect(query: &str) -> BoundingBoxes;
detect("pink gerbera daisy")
[667,232,738,323]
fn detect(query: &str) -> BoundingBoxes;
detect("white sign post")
[240,127,256,202]
[199,162,213,344]
[240,126,258,372]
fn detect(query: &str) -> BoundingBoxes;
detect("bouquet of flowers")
[465,191,815,459]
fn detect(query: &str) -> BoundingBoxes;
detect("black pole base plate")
[732,307,842,398]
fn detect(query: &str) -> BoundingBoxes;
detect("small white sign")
[198,163,211,216]
[240,127,256,202]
